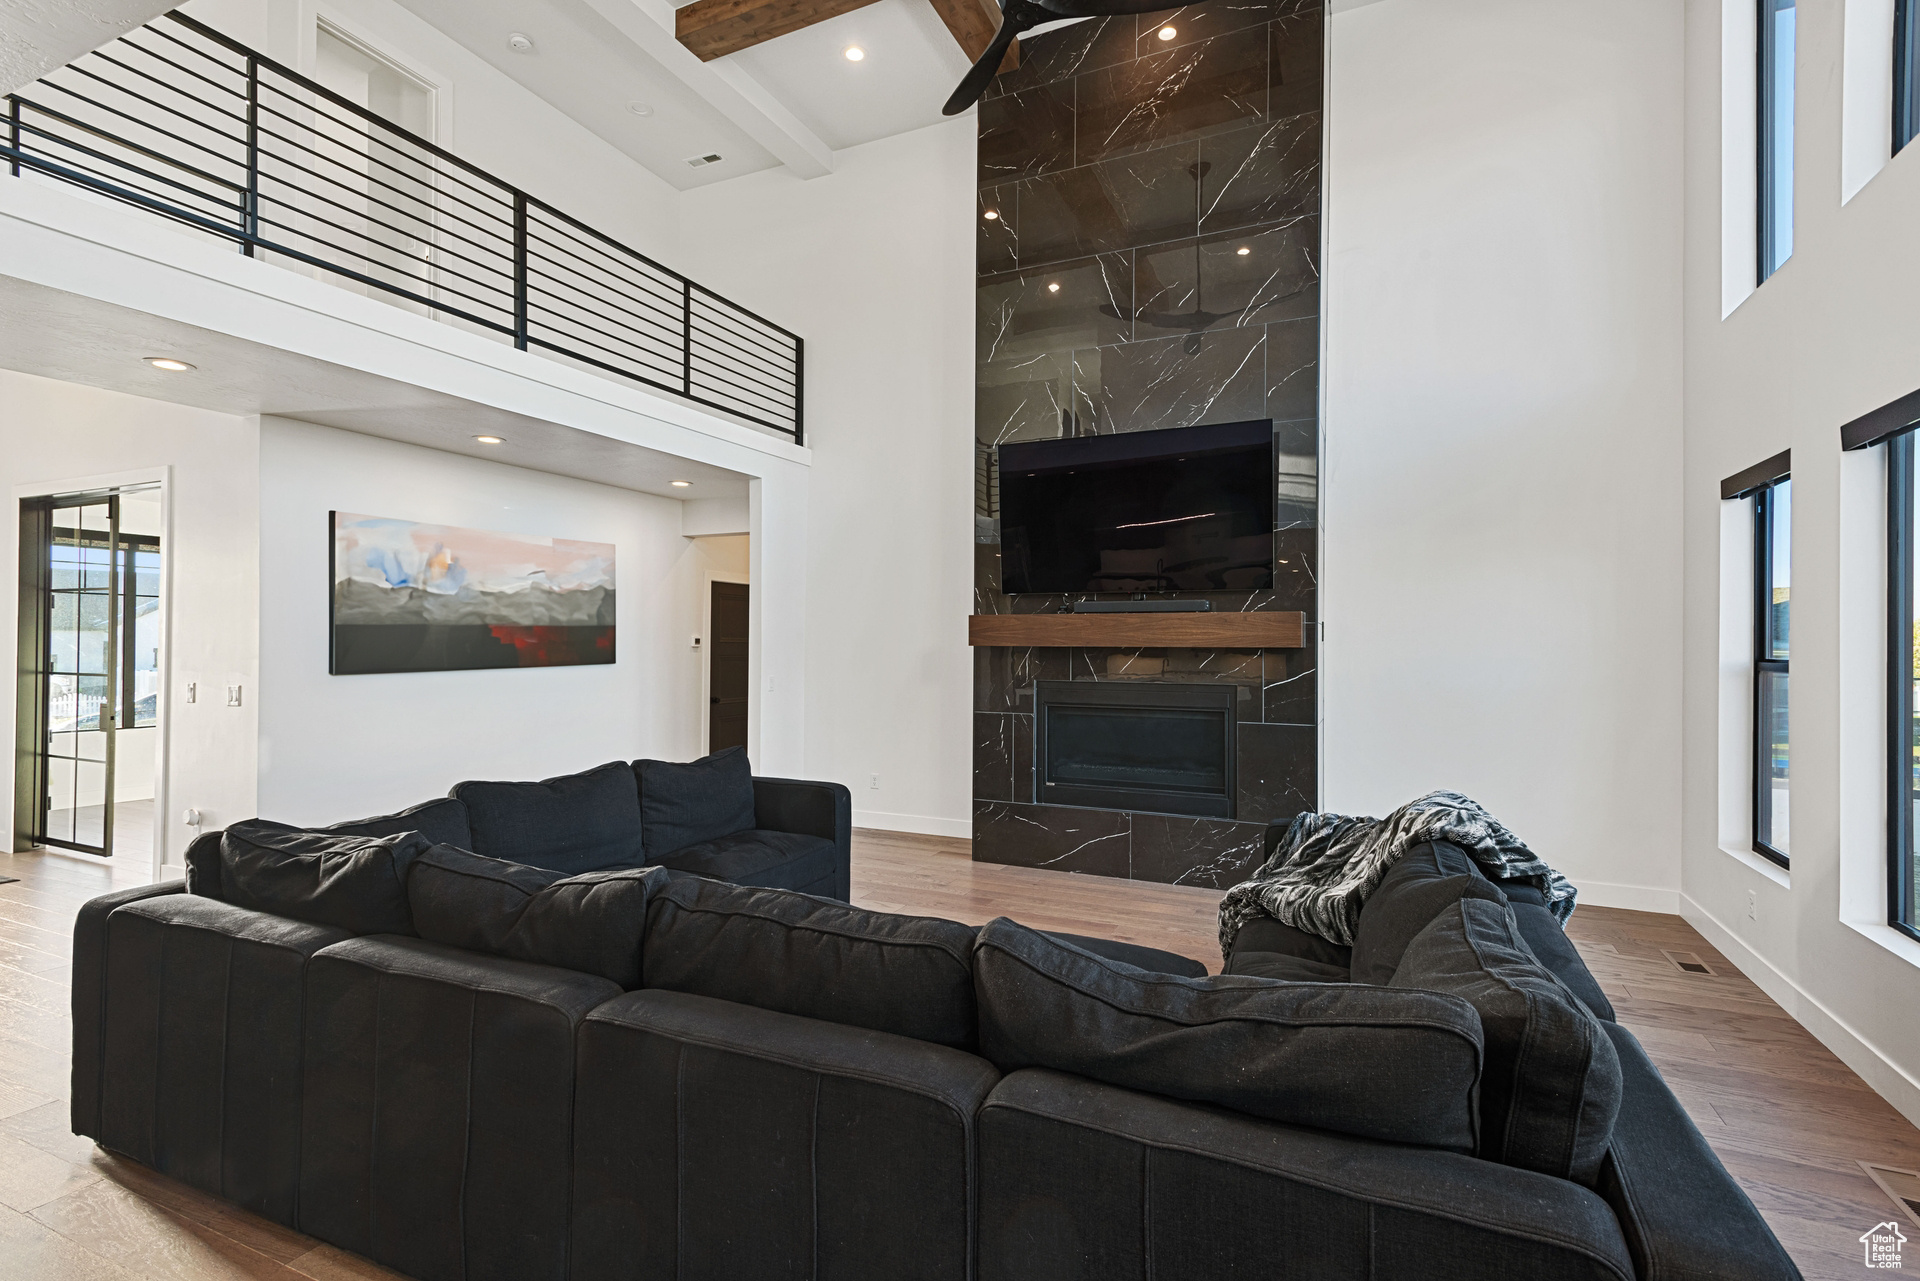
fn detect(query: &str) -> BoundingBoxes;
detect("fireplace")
[1033,680,1237,819]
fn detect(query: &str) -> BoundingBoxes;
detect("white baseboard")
[852,809,971,840]
[1573,880,1681,914]
[1681,893,1920,1131]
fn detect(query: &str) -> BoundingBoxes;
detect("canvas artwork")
[330,512,615,674]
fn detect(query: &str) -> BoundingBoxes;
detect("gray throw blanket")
[1217,791,1577,953]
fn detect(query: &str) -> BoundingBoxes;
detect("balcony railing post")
[243,56,259,254]
[512,193,529,350]
[681,279,693,399]
[793,337,804,446]
[8,96,20,177]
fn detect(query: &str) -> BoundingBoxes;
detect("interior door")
[708,581,749,753]
[37,496,119,855]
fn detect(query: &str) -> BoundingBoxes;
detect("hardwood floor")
[0,828,1914,1279]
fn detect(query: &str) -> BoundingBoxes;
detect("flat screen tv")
[997,419,1274,596]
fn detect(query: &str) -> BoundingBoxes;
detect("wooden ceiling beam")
[676,0,884,62]
[926,0,1019,73]
[675,0,1017,74]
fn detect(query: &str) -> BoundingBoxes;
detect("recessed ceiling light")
[626,100,654,117]
[145,357,194,371]
[983,209,999,220]
[474,435,504,444]
[1236,246,1251,255]
[1157,25,1177,40]
[671,480,693,488]
[507,32,534,53]
[1047,282,1060,293]
[844,46,865,61]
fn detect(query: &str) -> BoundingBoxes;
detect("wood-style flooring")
[0,827,1913,1280]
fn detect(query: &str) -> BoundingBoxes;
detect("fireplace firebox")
[1033,680,1236,819]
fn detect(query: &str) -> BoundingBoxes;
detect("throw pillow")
[187,797,473,901]
[1350,841,1506,984]
[218,820,427,935]
[642,873,978,1048]
[451,761,646,874]
[407,844,656,988]
[633,746,756,857]
[973,917,1484,1150]
[1390,895,1622,1186]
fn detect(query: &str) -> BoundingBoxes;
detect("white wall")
[1682,0,1920,1126]
[676,120,977,834]
[1321,0,1688,909]
[255,417,717,823]
[0,370,261,870]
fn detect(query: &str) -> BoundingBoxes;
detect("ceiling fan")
[941,0,1193,116]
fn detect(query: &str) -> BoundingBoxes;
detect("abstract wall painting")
[330,512,615,674]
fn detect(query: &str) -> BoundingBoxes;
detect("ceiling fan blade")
[942,16,1025,116]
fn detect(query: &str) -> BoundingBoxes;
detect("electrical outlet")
[185,682,196,704]
[869,774,880,790]
[1747,889,1757,921]
[227,685,243,707]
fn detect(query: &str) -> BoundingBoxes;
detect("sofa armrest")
[1596,1022,1802,1281]
[71,878,186,1140]
[752,776,852,900]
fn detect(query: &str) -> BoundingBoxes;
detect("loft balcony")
[0,10,803,443]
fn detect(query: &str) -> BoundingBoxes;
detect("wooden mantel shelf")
[968,611,1305,649]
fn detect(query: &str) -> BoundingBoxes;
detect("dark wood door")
[708,581,749,753]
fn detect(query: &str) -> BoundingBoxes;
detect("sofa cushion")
[452,761,645,874]
[216,821,425,935]
[972,918,1484,1150]
[406,845,657,988]
[1226,951,1352,983]
[642,874,979,1048]
[634,746,757,856]
[650,829,839,892]
[1390,896,1622,1186]
[1350,841,1506,985]
[1228,915,1355,970]
[187,799,472,901]
[1496,881,1615,1021]
[1041,931,1207,979]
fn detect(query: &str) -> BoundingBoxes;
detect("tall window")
[1754,477,1791,865]
[1899,0,1920,154]
[1758,0,1796,281]
[1890,433,1919,938]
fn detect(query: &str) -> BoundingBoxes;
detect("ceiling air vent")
[685,153,724,168]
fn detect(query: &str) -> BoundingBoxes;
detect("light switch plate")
[227,685,242,707]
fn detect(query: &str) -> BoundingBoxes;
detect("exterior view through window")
[1755,478,1791,865]
[1758,0,1795,281]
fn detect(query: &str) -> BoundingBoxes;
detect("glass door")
[39,497,119,855]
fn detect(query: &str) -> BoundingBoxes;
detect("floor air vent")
[1858,1161,1920,1228]
[1660,949,1716,975]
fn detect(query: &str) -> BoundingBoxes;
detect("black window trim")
[1757,0,1786,285]
[1752,478,1790,869]
[1889,432,1920,941]
[1898,0,1920,155]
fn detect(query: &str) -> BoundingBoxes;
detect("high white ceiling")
[393,0,979,189]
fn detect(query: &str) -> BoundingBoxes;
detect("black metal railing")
[1,11,803,442]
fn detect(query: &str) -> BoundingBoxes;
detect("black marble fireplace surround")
[972,0,1322,889]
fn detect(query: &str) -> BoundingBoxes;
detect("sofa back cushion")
[1350,841,1506,984]
[451,761,645,874]
[633,746,757,856]
[642,874,978,1048]
[217,820,426,935]
[1390,896,1622,1186]
[187,798,472,900]
[406,845,656,988]
[972,917,1484,1150]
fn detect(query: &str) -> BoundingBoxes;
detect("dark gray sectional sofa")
[70,758,1801,1281]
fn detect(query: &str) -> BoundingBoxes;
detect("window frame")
[1757,0,1794,283]
[1889,431,1919,939]
[1753,478,1790,868]
[1898,0,1920,155]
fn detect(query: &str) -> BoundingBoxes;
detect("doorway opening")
[708,580,749,753]
[13,486,162,858]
